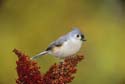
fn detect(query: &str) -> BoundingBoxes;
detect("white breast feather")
[52,38,82,58]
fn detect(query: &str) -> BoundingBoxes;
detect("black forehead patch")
[81,34,84,39]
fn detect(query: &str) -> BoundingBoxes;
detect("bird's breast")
[51,39,82,58]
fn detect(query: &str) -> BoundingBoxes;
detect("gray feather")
[46,28,82,51]
[46,35,68,51]
[31,51,48,60]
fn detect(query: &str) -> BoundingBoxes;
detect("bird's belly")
[51,40,82,58]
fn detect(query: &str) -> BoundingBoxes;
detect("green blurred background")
[0,0,124,84]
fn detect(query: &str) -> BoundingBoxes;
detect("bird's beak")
[82,39,86,41]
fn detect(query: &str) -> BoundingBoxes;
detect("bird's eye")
[76,34,80,38]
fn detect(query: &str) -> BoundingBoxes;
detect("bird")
[31,27,86,60]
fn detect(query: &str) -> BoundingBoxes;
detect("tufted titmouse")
[31,27,86,59]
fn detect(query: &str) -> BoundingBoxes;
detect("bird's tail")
[31,51,48,60]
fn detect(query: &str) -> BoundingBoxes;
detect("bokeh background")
[0,0,124,84]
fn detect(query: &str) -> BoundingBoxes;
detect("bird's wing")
[46,35,68,51]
